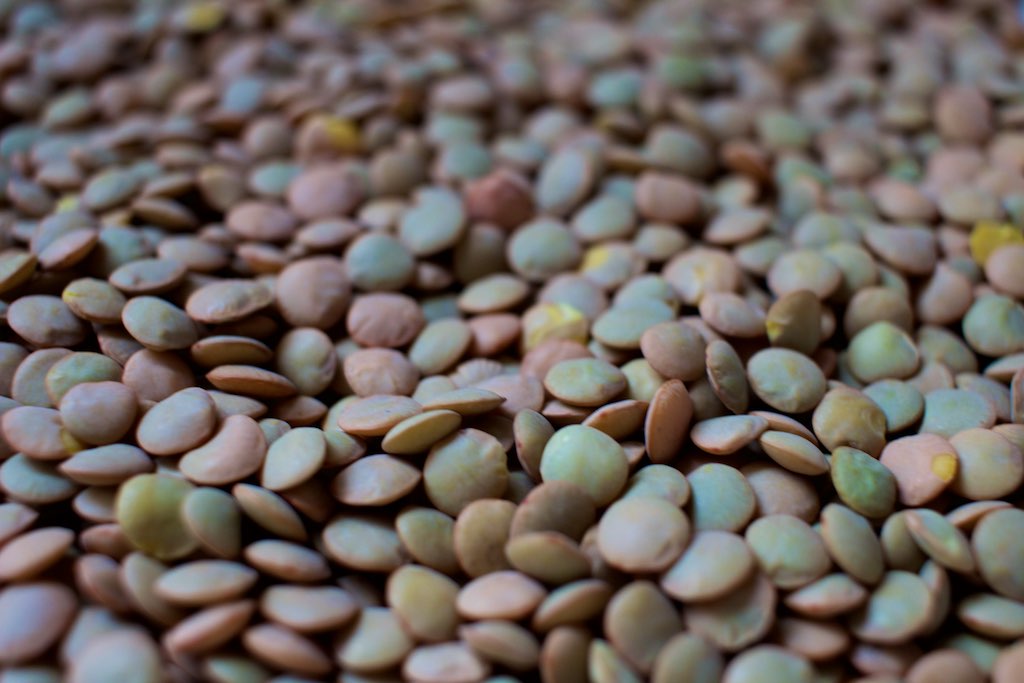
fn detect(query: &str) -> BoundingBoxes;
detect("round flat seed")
[691,414,768,456]
[963,295,1024,357]
[191,335,273,368]
[510,480,596,541]
[261,427,325,491]
[0,503,38,547]
[108,258,186,295]
[7,295,85,348]
[949,428,1024,500]
[592,301,675,350]
[120,350,192,403]
[723,645,813,683]
[336,396,422,437]
[242,623,332,676]
[784,573,869,618]
[206,365,297,399]
[155,560,258,606]
[322,429,366,469]
[115,473,197,561]
[765,290,822,355]
[532,579,613,633]
[163,600,254,655]
[185,280,273,324]
[863,380,924,433]
[575,395,642,437]
[880,511,927,572]
[758,430,828,475]
[457,571,546,621]
[706,339,750,415]
[956,593,1024,640]
[136,388,217,457]
[512,408,553,479]
[332,454,421,507]
[260,585,358,633]
[458,274,530,314]
[830,446,897,519]
[334,606,414,673]
[0,454,78,506]
[540,425,628,507]
[640,321,706,382]
[505,531,590,584]
[408,319,472,375]
[1,406,70,461]
[12,348,72,408]
[820,504,884,585]
[346,293,426,349]
[745,515,830,589]
[73,554,132,614]
[233,483,307,542]
[67,629,162,683]
[59,382,137,446]
[767,250,841,299]
[685,572,776,652]
[920,388,996,438]
[850,571,933,645]
[424,428,507,516]
[544,358,626,408]
[644,379,691,464]
[906,648,985,683]
[396,507,458,576]
[597,497,689,573]
[589,637,643,683]
[687,463,756,532]
[387,564,460,642]
[604,581,682,674]
[459,620,540,671]
[660,530,755,603]
[118,552,187,627]
[812,387,887,456]
[0,527,73,582]
[651,632,724,683]
[904,509,975,574]
[243,540,329,582]
[972,508,1024,600]
[121,296,197,351]
[321,515,406,572]
[45,352,122,407]
[747,348,827,414]
[473,373,545,418]
[382,410,462,455]
[0,251,36,295]
[179,415,267,485]
[879,434,958,506]
[182,487,241,559]
[623,463,690,506]
[847,322,920,383]
[698,292,766,338]
[946,500,1012,531]
[276,257,352,330]
[403,642,490,683]
[453,498,516,578]
[423,387,506,417]
[0,583,77,665]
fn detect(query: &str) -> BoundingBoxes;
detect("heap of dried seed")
[0,0,1023,681]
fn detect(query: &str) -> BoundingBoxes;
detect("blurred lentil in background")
[0,0,1021,681]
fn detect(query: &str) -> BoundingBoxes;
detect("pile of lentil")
[1,0,1024,681]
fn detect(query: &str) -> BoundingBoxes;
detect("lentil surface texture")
[0,0,1022,681]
